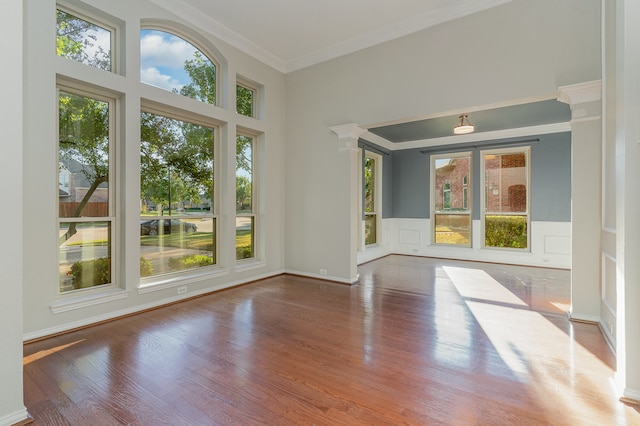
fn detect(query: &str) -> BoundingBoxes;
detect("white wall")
[0,0,29,423]
[22,0,286,339]
[285,0,601,282]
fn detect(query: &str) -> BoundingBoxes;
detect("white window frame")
[360,150,382,249]
[138,104,220,282]
[236,130,257,262]
[56,83,118,295]
[430,151,472,247]
[139,25,221,107]
[56,4,119,74]
[480,146,531,251]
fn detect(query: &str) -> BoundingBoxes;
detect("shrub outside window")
[482,147,530,250]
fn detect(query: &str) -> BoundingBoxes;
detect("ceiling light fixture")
[454,114,474,135]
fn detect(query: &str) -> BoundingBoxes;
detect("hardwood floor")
[24,255,640,425]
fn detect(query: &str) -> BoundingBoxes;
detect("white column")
[330,123,365,284]
[0,0,29,424]
[558,80,602,322]
[614,0,640,403]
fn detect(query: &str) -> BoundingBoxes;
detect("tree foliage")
[58,92,109,244]
[56,9,110,70]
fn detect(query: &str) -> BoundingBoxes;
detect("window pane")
[364,157,375,212]
[140,112,214,216]
[56,10,111,71]
[236,216,254,260]
[59,92,110,218]
[140,218,215,276]
[485,215,528,248]
[236,135,253,214]
[365,214,377,246]
[236,84,254,117]
[59,221,111,292]
[434,156,471,212]
[140,30,216,104]
[434,214,471,245]
[484,152,527,213]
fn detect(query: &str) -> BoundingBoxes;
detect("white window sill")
[234,260,266,272]
[138,267,230,294]
[51,288,130,314]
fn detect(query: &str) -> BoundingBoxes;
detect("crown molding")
[149,0,512,74]
[364,122,571,151]
[286,0,512,72]
[148,0,287,72]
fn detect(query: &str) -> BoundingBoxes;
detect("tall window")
[140,29,216,105]
[140,112,216,277]
[58,89,114,292]
[431,152,472,246]
[363,152,381,246]
[56,9,112,71]
[482,148,530,249]
[236,134,255,260]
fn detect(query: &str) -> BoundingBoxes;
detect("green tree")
[56,10,110,70]
[236,175,252,213]
[58,92,109,244]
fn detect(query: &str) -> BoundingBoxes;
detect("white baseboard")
[284,269,357,285]
[0,407,29,426]
[24,270,285,342]
[621,388,640,405]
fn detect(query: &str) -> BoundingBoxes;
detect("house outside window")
[481,147,530,250]
[431,152,472,246]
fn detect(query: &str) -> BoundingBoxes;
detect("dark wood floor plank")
[24,255,640,425]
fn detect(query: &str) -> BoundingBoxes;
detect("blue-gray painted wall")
[383,132,571,221]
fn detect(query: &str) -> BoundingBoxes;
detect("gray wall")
[387,132,571,221]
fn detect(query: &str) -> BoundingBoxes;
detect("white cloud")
[140,31,198,70]
[140,67,183,91]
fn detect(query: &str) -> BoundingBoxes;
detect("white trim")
[284,269,358,285]
[138,268,231,294]
[235,260,267,273]
[149,0,512,73]
[0,408,30,426]
[557,80,603,106]
[285,0,513,72]
[568,312,601,323]
[385,122,571,151]
[147,0,287,72]
[51,288,130,314]
[621,388,640,405]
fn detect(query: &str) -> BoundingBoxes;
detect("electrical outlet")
[177,285,187,294]
[319,269,328,275]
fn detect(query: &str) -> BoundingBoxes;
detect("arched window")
[140,29,217,105]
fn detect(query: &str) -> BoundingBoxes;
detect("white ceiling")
[149,0,512,73]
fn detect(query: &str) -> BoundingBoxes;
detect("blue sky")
[140,30,198,91]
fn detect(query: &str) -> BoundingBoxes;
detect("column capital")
[330,123,366,140]
[558,80,602,107]
[330,123,366,151]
